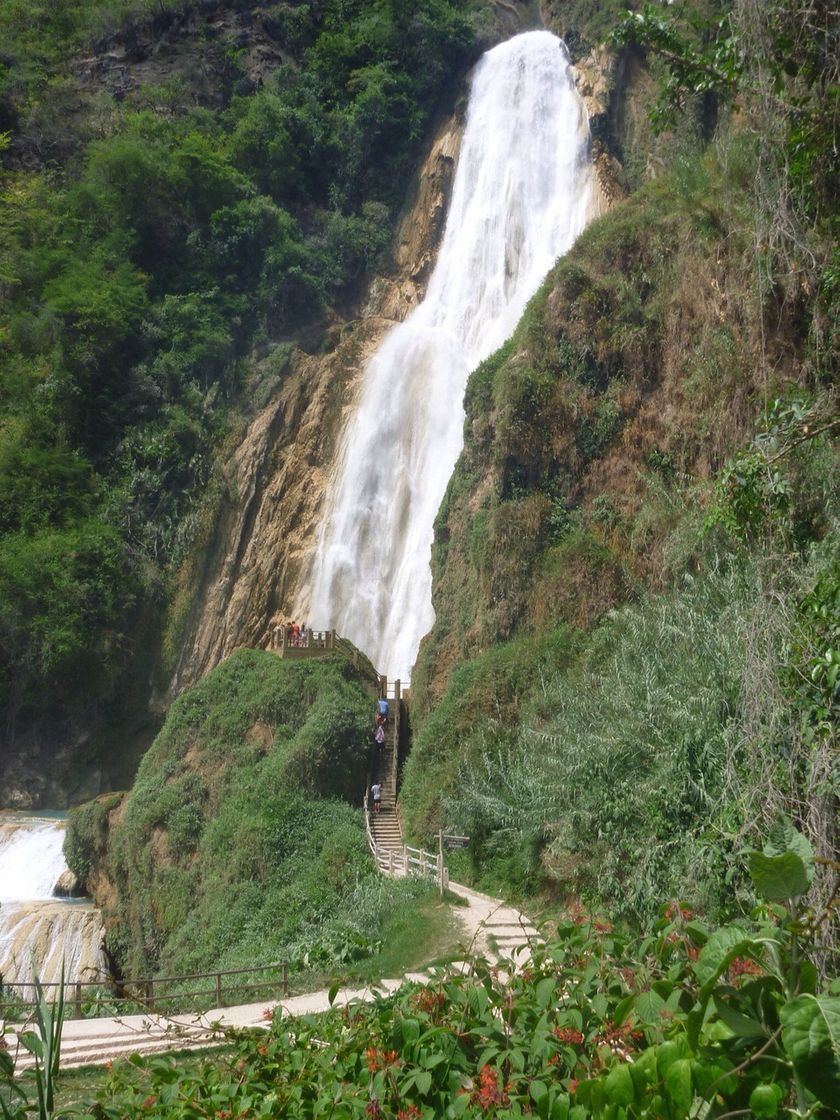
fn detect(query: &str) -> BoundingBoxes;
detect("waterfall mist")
[300,31,594,679]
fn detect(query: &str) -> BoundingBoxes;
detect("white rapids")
[300,31,594,679]
[0,814,106,990]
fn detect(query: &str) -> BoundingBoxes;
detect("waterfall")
[300,31,594,679]
[0,814,106,990]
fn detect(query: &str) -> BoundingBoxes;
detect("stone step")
[10,1024,223,1073]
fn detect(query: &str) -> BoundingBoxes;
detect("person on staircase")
[374,721,385,750]
[371,782,382,813]
[377,697,389,724]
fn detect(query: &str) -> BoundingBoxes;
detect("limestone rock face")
[571,47,626,216]
[169,112,464,695]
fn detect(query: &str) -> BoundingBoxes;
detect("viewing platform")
[266,627,404,699]
[268,626,345,659]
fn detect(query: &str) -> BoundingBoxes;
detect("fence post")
[402,844,407,873]
[215,972,222,1007]
[281,961,288,997]
[395,679,401,704]
[145,978,155,1012]
[438,829,445,898]
[75,981,83,1019]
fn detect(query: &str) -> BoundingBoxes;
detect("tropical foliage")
[5,825,836,1119]
[0,0,476,761]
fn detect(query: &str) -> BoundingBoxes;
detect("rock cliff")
[169,111,465,694]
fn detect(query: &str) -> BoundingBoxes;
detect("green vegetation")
[0,0,478,785]
[6,824,836,1118]
[66,650,437,983]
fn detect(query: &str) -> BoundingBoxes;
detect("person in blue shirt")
[377,698,389,723]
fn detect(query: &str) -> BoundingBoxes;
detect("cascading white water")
[301,31,594,678]
[0,817,68,900]
[0,814,106,989]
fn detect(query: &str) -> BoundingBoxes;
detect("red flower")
[552,1027,584,1045]
[470,1065,510,1111]
[567,1078,579,1094]
[594,1020,643,1058]
[367,1047,400,1072]
[729,956,763,980]
[397,1107,422,1120]
[365,1102,383,1120]
[410,989,446,1016]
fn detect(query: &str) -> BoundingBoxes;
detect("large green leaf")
[780,995,840,1106]
[711,992,768,1040]
[765,819,814,873]
[747,850,810,902]
[605,1063,634,1106]
[664,1058,693,1117]
[694,926,759,989]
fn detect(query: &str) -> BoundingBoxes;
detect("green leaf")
[550,1094,570,1120]
[748,851,810,901]
[765,818,813,870]
[664,1058,693,1118]
[327,979,341,1007]
[694,927,764,992]
[536,977,556,1008]
[612,995,635,1026]
[629,1046,657,1095]
[415,1071,432,1095]
[656,1038,687,1077]
[19,1032,43,1059]
[530,1079,548,1105]
[780,994,840,1105]
[604,1064,634,1106]
[711,992,768,1039]
[0,1050,12,1076]
[635,990,666,1023]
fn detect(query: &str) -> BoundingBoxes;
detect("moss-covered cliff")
[66,648,430,979]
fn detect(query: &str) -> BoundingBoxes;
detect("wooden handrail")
[0,961,289,1020]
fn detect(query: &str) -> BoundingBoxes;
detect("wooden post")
[75,981,83,1019]
[145,978,154,1011]
[438,830,445,897]
[281,961,288,997]
[215,972,222,1007]
[402,844,407,873]
[395,680,401,704]
[388,849,394,875]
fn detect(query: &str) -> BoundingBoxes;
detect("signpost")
[436,832,470,896]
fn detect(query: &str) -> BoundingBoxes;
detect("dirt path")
[5,880,538,1073]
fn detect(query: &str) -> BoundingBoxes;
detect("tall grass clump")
[447,518,838,925]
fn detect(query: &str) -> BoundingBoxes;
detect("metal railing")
[0,961,288,1020]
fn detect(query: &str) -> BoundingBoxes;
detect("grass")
[351,886,466,982]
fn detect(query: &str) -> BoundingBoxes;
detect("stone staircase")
[370,709,404,861]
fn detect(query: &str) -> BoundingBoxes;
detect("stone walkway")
[5,881,538,1073]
